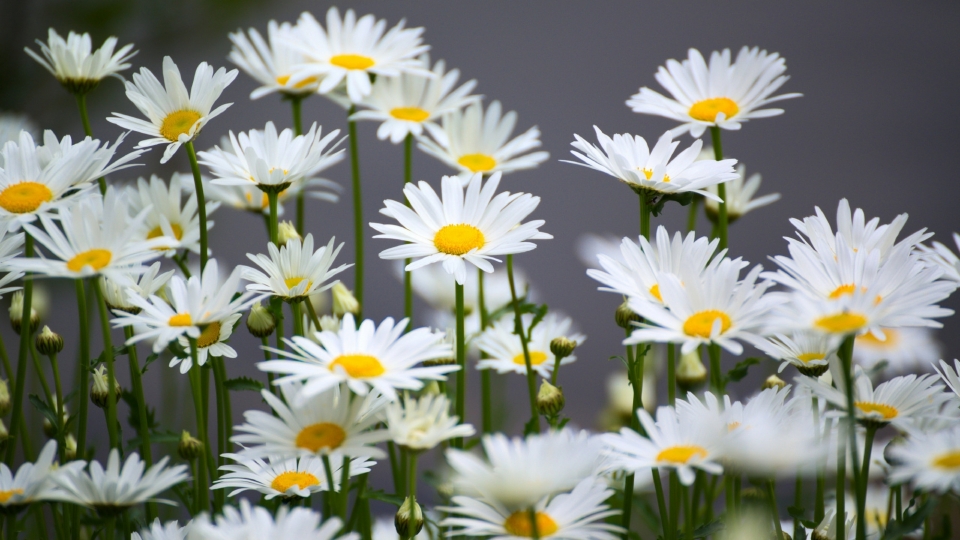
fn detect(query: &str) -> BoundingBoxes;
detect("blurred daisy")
[810,509,854,540]
[128,173,219,257]
[704,164,779,222]
[0,112,38,149]
[0,440,73,511]
[627,47,801,138]
[0,231,24,299]
[213,453,373,499]
[888,425,960,494]
[229,20,320,99]
[204,178,291,215]
[405,262,522,317]
[854,326,941,374]
[441,477,621,540]
[418,101,549,178]
[288,8,430,104]
[599,370,657,432]
[767,289,884,341]
[99,262,173,314]
[385,393,475,451]
[107,56,238,163]
[242,234,350,301]
[756,331,837,377]
[232,382,389,460]
[25,29,136,94]
[259,314,456,400]
[371,172,551,285]
[132,520,187,540]
[476,313,585,378]
[566,127,738,198]
[189,499,356,540]
[933,359,960,400]
[921,232,960,284]
[351,54,480,144]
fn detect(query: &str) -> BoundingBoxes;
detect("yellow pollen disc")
[0,489,23,504]
[688,97,740,122]
[168,313,193,327]
[640,168,670,183]
[0,182,54,214]
[649,283,663,302]
[857,329,898,348]
[503,511,560,538]
[329,354,385,378]
[656,445,708,464]
[390,107,431,122]
[66,249,113,273]
[932,450,960,469]
[147,223,184,241]
[295,422,346,452]
[276,74,317,89]
[815,312,867,334]
[284,277,313,292]
[797,352,826,364]
[682,310,732,338]
[160,110,202,142]
[197,322,222,348]
[271,471,320,492]
[855,402,898,420]
[457,153,497,173]
[434,224,485,256]
[828,284,858,299]
[727,421,742,431]
[512,351,549,366]
[330,54,375,70]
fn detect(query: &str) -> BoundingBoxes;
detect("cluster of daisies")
[0,5,957,540]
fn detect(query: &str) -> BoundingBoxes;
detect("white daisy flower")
[371,172,551,285]
[203,177,290,215]
[627,46,802,138]
[404,262,522,318]
[188,499,357,540]
[0,112,38,150]
[810,509,855,540]
[921,232,960,284]
[888,425,960,494]
[441,477,621,540]
[933,359,960,401]
[704,164,780,222]
[169,312,241,373]
[417,101,549,178]
[854,327,941,374]
[351,54,480,144]
[229,20,320,99]
[99,262,174,314]
[445,429,604,510]
[600,370,657,432]
[475,313,585,378]
[48,449,188,511]
[385,393,475,451]
[0,440,75,510]
[259,313,457,401]
[128,173,219,257]
[231,382,389,460]
[107,56,238,163]
[242,234,350,302]
[25,29,136,94]
[0,230,25,299]
[132,519,187,540]
[767,289,886,341]
[756,330,837,377]
[213,453,374,499]
[287,8,430,104]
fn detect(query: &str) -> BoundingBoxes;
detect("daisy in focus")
[213,453,374,499]
[888,425,960,494]
[371,172,551,285]
[385,393,475,451]
[189,499,356,540]
[229,20,320,99]
[475,313,585,378]
[25,29,136,94]
[107,56,238,163]
[127,173,219,257]
[242,234,350,301]
[627,47,801,138]
[704,163,780,222]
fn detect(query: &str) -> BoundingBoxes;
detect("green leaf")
[28,394,59,430]
[691,519,724,539]
[724,357,762,383]
[92,346,128,367]
[362,489,405,507]
[787,505,817,529]
[881,498,937,539]
[140,352,160,375]
[225,376,265,392]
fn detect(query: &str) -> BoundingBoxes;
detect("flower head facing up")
[476,313,585,378]
[25,29,136,94]
[627,46,801,137]
[229,20,320,99]
[385,393,475,451]
[107,56,238,163]
[242,234,350,302]
[189,498,358,540]
[372,172,551,285]
[128,173,219,257]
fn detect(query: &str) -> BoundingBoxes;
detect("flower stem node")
[537,381,565,417]
[36,326,64,356]
[395,496,424,538]
[615,301,641,330]
[246,301,276,338]
[549,337,577,359]
[90,366,122,409]
[178,430,204,461]
[0,379,9,416]
[277,221,302,246]
[676,350,707,392]
[331,282,360,317]
[9,291,40,336]
[762,374,787,391]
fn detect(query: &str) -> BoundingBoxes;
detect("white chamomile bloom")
[627,47,802,138]
[128,173,218,257]
[203,177,291,215]
[188,499,357,540]
[769,289,886,341]
[25,29,136,94]
[287,8,430,104]
[132,519,187,540]
[385,393,475,451]
[351,54,480,144]
[99,262,173,314]
[232,382,389,460]
[229,20,319,99]
[933,359,960,401]
[0,441,74,510]
[921,232,960,284]
[404,262,522,317]
[810,509,855,540]
[0,230,25,299]
[213,453,373,499]
[169,312,241,373]
[441,477,621,540]
[888,425,960,494]
[418,100,549,178]
[0,112,38,149]
[242,234,350,301]
[107,56,238,163]
[704,164,780,222]
[371,172,551,285]
[854,327,941,374]
[566,127,738,199]
[259,313,457,401]
[475,313,585,378]
[756,331,837,377]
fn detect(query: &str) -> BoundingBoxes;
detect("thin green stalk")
[346,473,368,532]
[290,96,305,233]
[621,474,635,539]
[652,469,670,540]
[528,507,541,540]
[686,196,700,233]
[794,476,803,540]
[669,472,681,540]
[691,472,703,529]
[506,255,539,434]
[214,358,233,451]
[48,352,65,463]
[348,106,364,316]
[267,191,280,246]
[123,328,155,521]
[388,440,403,495]
[859,425,878,537]
[74,94,106,195]
[403,133,414,330]
[725,475,736,523]
[814,398,826,522]
[187,341,210,513]
[667,343,676,405]
[93,281,119,450]
[836,421,847,540]
[211,357,228,514]
[454,283,467,447]
[340,456,352,521]
[6,234,33,466]
[682,483,693,540]
[185,141,209,271]
[406,452,419,540]
[768,481,785,540]
[708,343,723,396]
[292,301,304,337]
[895,484,902,522]
[478,271,493,434]
[709,126,728,252]
[639,191,651,238]
[837,335,863,540]
[104,516,116,540]
[322,454,339,516]
[28,346,53,413]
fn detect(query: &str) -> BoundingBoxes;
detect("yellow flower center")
[512,351,549,366]
[295,422,346,452]
[682,310,732,338]
[197,322,222,348]
[0,489,24,504]
[390,107,431,122]
[797,352,826,364]
[330,54,375,70]
[159,110,202,142]
[168,313,193,327]
[932,450,960,470]
[854,402,898,420]
[66,249,113,273]
[275,74,318,89]
[284,277,313,292]
[329,354,385,378]
[457,153,497,173]
[815,312,867,334]
[0,182,54,214]
[656,445,708,464]
[434,224,485,256]
[727,421,742,431]
[147,223,184,241]
[649,283,663,302]
[688,97,740,122]
[640,168,671,183]
[829,284,857,299]
[503,511,560,538]
[244,191,271,210]
[857,329,898,348]
[270,470,321,493]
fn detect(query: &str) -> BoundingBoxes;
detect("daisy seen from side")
[704,163,780,222]
[755,330,837,377]
[242,234,350,302]
[229,20,319,99]
[25,29,136,94]
[385,393,475,451]
[888,425,960,494]
[128,173,219,257]
[475,313,585,378]
[213,453,374,499]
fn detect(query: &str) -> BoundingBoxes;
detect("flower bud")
[0,419,7,441]
[319,315,341,332]
[36,326,64,356]
[549,337,577,359]
[0,379,10,416]
[331,282,360,317]
[883,434,908,467]
[676,350,707,392]
[421,381,442,396]
[615,301,641,330]
[537,380,565,417]
[43,398,68,438]
[277,221,302,246]
[9,291,40,335]
[178,430,203,461]
[64,434,77,461]
[246,301,276,338]
[91,366,122,409]
[762,374,787,391]
[394,496,424,538]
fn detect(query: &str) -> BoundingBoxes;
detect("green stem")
[708,343,723,395]
[507,255,539,434]
[74,280,90,462]
[859,425,878,538]
[215,358,233,448]
[185,142,209,271]
[388,440,403,495]
[406,452,419,540]
[93,281,119,450]
[478,271,493,434]
[6,234,33,466]
[683,483,693,540]
[211,357,227,514]
[346,473,368,532]
[48,352,65,463]
[187,341,209,513]
[292,301,304,337]
[669,472,681,540]
[621,474,635,539]
[686,196,700,233]
[814,398,826,522]
[123,327,155,521]
[340,456,352,521]
[768,481,784,540]
[667,343,676,405]
[348,106,364,317]
[837,335,863,540]
[709,126,728,252]
[453,282,467,448]
[104,516,115,540]
[322,453,339,516]
[290,94,305,234]
[836,420,847,540]
[74,94,106,195]
[652,469,669,540]
[267,191,280,246]
[639,192,651,239]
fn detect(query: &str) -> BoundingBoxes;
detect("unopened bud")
[331,282,360,317]
[394,496,424,538]
[883,434,908,467]
[615,301,641,330]
[9,291,40,335]
[0,379,9,416]
[537,381,565,417]
[178,430,203,461]
[796,361,830,378]
[246,302,276,338]
[64,434,77,461]
[762,374,787,391]
[43,398,68,438]
[36,326,64,355]
[421,381,441,396]
[319,315,341,332]
[549,337,577,359]
[0,419,7,441]
[90,366,122,409]
[676,350,707,392]
[277,221,302,246]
